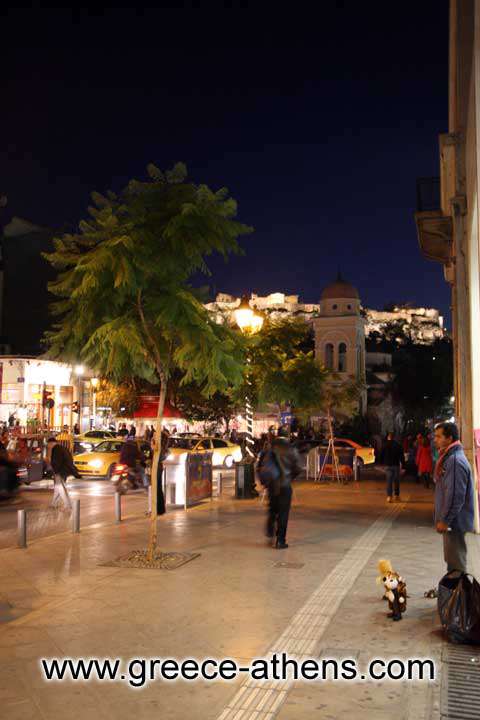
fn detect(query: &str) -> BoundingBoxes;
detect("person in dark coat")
[262,432,302,549]
[50,442,80,510]
[380,432,404,502]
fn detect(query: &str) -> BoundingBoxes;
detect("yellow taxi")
[74,439,152,478]
[166,436,243,468]
[333,438,375,467]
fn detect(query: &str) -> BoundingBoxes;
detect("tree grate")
[102,549,201,570]
[441,644,480,719]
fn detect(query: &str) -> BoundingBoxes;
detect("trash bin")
[235,461,256,498]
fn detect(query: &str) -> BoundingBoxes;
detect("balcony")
[415,177,453,264]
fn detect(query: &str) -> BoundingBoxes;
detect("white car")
[166,436,242,468]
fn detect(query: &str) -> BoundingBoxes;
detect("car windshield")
[91,441,124,453]
[169,438,197,450]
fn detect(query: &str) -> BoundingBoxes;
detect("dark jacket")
[51,443,80,479]
[434,444,475,533]
[120,440,141,469]
[380,440,404,468]
[272,439,302,488]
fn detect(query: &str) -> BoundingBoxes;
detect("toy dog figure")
[377,559,407,621]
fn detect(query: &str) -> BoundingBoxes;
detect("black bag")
[257,450,282,494]
[438,571,480,645]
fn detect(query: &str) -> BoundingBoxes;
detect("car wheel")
[224,455,234,469]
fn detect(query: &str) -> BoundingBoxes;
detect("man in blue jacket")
[434,422,475,574]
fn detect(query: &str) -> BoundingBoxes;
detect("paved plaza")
[1,474,479,720]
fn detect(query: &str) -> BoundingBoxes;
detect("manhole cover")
[102,550,201,570]
[274,562,304,569]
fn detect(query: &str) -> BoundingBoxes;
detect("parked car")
[319,437,375,468]
[297,438,375,468]
[166,436,242,468]
[74,439,152,478]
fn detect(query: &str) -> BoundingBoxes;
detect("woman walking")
[416,436,433,488]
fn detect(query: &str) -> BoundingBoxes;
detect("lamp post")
[234,295,264,458]
[90,377,99,429]
[74,365,84,433]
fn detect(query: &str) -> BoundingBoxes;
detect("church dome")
[321,274,359,301]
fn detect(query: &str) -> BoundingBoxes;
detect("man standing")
[380,432,404,502]
[434,422,475,574]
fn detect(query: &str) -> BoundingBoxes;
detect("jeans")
[51,474,72,510]
[267,485,292,543]
[443,530,468,573]
[385,466,400,497]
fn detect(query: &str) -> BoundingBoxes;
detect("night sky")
[3,4,451,327]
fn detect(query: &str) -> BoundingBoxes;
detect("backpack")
[257,450,282,489]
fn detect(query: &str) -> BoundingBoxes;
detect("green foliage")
[175,383,237,430]
[236,318,360,421]
[43,163,251,398]
[95,380,139,416]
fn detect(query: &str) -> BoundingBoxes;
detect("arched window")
[325,343,334,370]
[332,304,338,310]
[338,342,347,372]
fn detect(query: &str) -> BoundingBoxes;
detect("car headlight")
[89,459,103,469]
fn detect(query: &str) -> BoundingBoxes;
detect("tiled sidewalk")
[0,478,478,720]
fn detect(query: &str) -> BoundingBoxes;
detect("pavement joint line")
[215,503,404,720]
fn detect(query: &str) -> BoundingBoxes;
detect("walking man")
[259,430,301,549]
[50,441,80,511]
[380,432,404,502]
[434,422,475,575]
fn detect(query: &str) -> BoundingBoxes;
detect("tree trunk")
[147,377,167,562]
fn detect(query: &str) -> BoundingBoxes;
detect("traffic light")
[42,389,55,409]
[72,401,79,414]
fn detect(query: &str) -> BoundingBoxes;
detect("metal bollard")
[218,472,223,497]
[17,509,27,548]
[148,485,152,513]
[72,499,80,533]
[115,492,122,523]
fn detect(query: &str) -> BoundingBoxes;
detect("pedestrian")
[433,422,474,575]
[129,424,136,438]
[258,429,301,549]
[416,436,433,488]
[380,432,404,502]
[117,423,129,438]
[73,422,80,435]
[50,441,79,511]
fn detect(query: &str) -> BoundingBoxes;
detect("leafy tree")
[239,318,361,422]
[175,382,237,433]
[44,162,250,560]
[95,379,138,417]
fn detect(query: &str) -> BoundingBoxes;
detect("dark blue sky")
[3,4,451,324]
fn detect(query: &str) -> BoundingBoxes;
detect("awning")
[133,396,183,419]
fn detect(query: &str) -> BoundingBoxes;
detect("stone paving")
[0,475,478,719]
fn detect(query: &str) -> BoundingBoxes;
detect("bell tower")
[313,274,366,411]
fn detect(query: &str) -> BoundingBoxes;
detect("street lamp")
[234,295,264,457]
[74,365,84,432]
[91,377,99,429]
